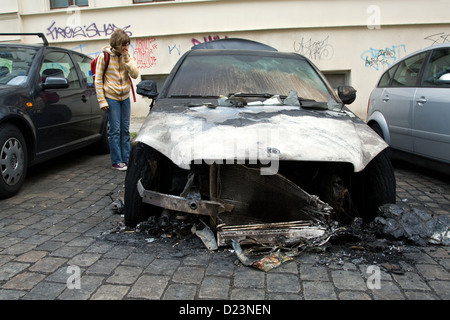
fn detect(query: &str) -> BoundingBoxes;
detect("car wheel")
[0,124,28,199]
[351,149,396,221]
[124,142,164,227]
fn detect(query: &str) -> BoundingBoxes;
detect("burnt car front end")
[124,43,396,248]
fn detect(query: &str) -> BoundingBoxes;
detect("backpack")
[90,51,136,102]
[90,51,110,82]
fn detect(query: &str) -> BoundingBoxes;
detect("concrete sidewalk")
[130,116,146,134]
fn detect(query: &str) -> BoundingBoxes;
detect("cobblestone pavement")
[0,147,448,304]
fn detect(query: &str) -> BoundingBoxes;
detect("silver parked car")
[367,44,450,174]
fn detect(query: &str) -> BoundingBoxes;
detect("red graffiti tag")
[135,38,158,69]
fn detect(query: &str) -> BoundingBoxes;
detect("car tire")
[0,124,28,199]
[124,142,164,227]
[351,149,396,221]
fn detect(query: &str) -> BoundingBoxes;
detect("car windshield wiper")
[169,94,220,99]
[228,92,319,106]
[300,100,329,110]
[228,92,281,99]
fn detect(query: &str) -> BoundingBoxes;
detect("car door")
[32,49,93,154]
[381,52,427,153]
[71,52,105,136]
[413,48,450,163]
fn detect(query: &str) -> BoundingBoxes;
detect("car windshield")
[166,52,335,106]
[0,47,38,86]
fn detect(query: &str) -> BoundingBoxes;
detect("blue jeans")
[106,97,130,165]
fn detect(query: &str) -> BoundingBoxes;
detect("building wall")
[1,0,449,119]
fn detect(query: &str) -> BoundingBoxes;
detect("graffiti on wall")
[191,35,228,47]
[67,38,156,70]
[46,21,132,40]
[168,44,181,56]
[361,45,406,71]
[135,38,158,69]
[424,32,450,45]
[293,36,334,60]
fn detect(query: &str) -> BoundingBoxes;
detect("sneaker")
[112,163,127,171]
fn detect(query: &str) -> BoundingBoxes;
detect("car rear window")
[0,47,38,86]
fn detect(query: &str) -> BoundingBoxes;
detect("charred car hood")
[136,101,388,172]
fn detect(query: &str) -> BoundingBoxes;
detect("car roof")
[187,38,309,62]
[185,47,305,60]
[0,42,68,52]
[191,38,278,51]
[390,43,450,67]
[0,33,81,54]
[0,42,92,61]
[0,32,48,46]
[0,43,43,49]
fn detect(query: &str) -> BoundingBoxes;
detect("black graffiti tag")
[293,36,334,60]
[424,32,450,45]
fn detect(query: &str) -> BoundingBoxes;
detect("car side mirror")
[41,77,69,90]
[136,80,158,99]
[338,86,357,105]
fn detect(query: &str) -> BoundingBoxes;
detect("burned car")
[124,39,396,248]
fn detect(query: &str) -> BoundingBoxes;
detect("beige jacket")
[95,46,139,109]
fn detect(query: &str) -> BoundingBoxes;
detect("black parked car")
[124,39,396,242]
[0,33,109,198]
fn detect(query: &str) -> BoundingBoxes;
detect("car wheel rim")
[1,137,25,186]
